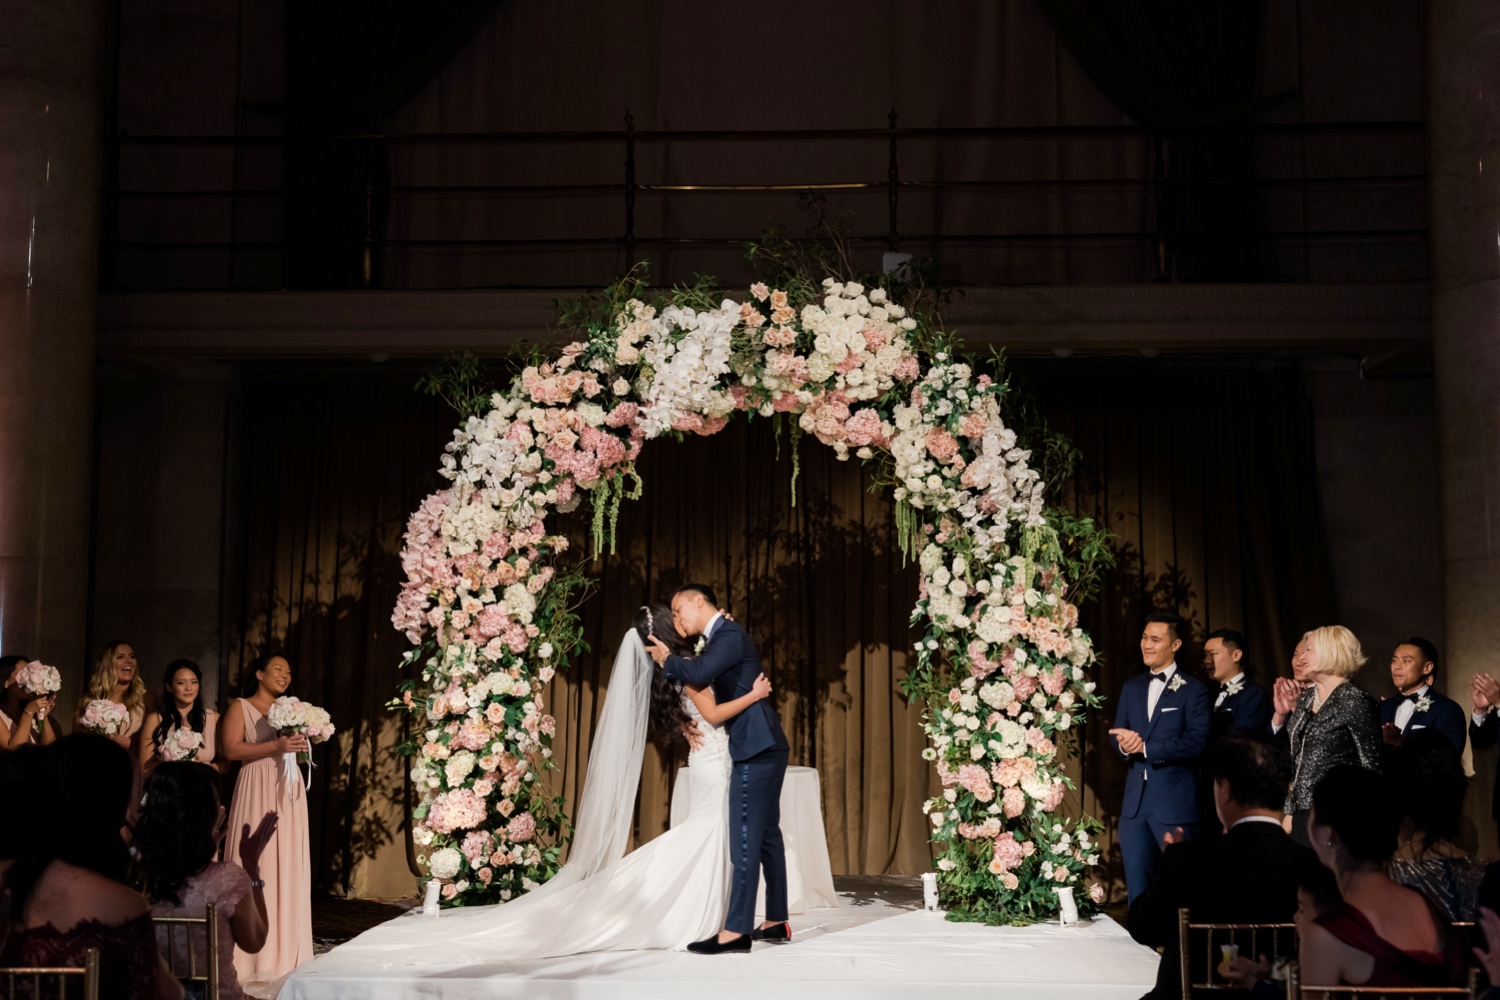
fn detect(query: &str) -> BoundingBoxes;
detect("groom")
[645,583,791,954]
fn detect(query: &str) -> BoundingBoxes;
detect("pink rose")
[508,812,537,843]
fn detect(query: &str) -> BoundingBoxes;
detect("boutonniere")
[1223,677,1245,698]
[1168,674,1186,693]
[694,637,706,656]
[1414,694,1432,714]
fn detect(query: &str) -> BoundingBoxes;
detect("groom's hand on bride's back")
[681,720,704,750]
[645,635,670,665]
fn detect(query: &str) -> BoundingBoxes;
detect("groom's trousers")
[725,746,789,935]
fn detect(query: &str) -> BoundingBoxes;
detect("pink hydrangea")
[460,830,492,866]
[455,719,492,751]
[936,759,958,788]
[427,788,487,834]
[474,605,509,638]
[925,427,959,462]
[957,763,994,803]
[1042,780,1067,812]
[959,411,988,438]
[992,832,1024,872]
[1002,786,1026,818]
[844,408,887,448]
[861,327,889,352]
[893,355,922,380]
[508,812,537,843]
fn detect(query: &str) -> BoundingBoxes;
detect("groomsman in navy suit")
[1379,636,1465,754]
[1110,612,1212,904]
[1199,628,1271,834]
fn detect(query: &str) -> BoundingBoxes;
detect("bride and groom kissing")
[318,584,792,967]
[644,583,792,954]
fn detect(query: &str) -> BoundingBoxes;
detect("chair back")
[152,902,219,1000]
[1285,962,1480,1000]
[0,946,101,1000]
[1177,907,1298,999]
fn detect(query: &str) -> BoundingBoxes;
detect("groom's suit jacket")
[664,618,788,762]
[1112,669,1211,822]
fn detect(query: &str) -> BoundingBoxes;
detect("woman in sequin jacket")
[1272,625,1382,846]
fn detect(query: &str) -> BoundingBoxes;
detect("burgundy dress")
[1315,900,1464,987]
[9,913,162,1000]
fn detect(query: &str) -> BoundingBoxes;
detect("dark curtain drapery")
[223,362,1338,898]
[1034,0,1266,281]
[281,1,503,288]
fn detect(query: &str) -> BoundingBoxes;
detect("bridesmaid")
[141,660,224,776]
[1,654,61,749]
[74,640,148,754]
[219,652,313,986]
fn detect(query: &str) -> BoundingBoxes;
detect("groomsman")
[1110,612,1211,904]
[1199,629,1270,834]
[1380,637,1465,753]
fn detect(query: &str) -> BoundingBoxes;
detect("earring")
[1326,839,1333,847]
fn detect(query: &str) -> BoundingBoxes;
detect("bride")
[313,604,771,965]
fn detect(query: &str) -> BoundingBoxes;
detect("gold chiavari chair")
[1285,962,1481,1000]
[1178,907,1299,999]
[0,946,100,1000]
[152,902,219,1000]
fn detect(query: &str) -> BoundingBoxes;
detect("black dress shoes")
[686,933,753,954]
[752,921,791,942]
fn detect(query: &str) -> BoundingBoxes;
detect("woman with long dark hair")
[1,736,181,999]
[137,762,275,1000]
[141,659,223,775]
[217,652,313,986]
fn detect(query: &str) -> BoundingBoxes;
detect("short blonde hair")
[1304,625,1367,679]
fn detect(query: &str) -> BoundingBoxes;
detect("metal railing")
[102,115,1427,290]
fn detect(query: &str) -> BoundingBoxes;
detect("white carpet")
[280,893,1159,1000]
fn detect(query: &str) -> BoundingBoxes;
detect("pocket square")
[1410,724,1426,730]
[1160,707,1179,713]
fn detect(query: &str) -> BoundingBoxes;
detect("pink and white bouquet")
[268,696,335,763]
[13,661,61,733]
[158,727,204,762]
[80,699,130,737]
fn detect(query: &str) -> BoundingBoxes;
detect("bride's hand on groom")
[752,674,772,701]
[645,635,669,665]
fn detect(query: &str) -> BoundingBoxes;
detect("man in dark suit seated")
[1380,636,1466,754]
[1128,729,1318,1000]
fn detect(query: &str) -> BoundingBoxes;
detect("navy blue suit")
[1200,677,1272,833]
[1379,687,1466,755]
[664,617,789,934]
[1112,666,1211,904]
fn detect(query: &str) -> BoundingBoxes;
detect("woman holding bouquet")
[219,652,313,986]
[74,640,148,753]
[1,655,61,749]
[141,659,224,775]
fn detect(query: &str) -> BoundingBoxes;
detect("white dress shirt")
[1231,814,1284,830]
[1146,663,1177,720]
[1393,683,1429,732]
[702,611,724,644]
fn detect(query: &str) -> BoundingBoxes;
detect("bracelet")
[248,879,265,888]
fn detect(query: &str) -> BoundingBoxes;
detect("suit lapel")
[1145,677,1172,739]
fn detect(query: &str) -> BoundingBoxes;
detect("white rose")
[937,857,955,871]
[613,379,631,396]
[428,847,463,880]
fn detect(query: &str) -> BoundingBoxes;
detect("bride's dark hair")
[635,604,693,748]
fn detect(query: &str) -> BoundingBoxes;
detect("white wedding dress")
[311,631,732,966]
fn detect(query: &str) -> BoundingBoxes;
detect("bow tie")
[1402,691,1424,703]
[1150,672,1169,684]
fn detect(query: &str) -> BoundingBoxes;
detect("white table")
[669,764,839,913]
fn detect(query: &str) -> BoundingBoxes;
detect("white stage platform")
[280,889,1160,1000]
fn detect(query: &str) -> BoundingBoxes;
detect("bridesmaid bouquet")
[267,696,336,764]
[80,699,130,737]
[158,728,204,762]
[14,661,61,733]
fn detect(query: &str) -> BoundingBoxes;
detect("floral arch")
[393,275,1107,924]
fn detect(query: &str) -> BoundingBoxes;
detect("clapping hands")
[1472,674,1500,714]
[1109,728,1144,756]
[1272,676,1301,725]
[238,812,279,881]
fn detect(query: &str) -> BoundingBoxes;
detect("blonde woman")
[1271,625,1381,845]
[75,641,149,754]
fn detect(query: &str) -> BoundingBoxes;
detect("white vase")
[921,872,939,911]
[1055,886,1079,926]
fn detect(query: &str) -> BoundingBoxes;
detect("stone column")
[0,0,104,699]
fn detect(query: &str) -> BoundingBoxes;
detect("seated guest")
[1200,629,1271,832]
[1222,854,1346,995]
[1128,730,1317,999]
[137,762,273,1000]
[1271,626,1382,846]
[0,654,60,749]
[1298,766,1463,988]
[1386,730,1486,921]
[1381,637,1465,753]
[1,735,181,999]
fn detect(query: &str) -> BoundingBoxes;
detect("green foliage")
[415,350,495,418]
